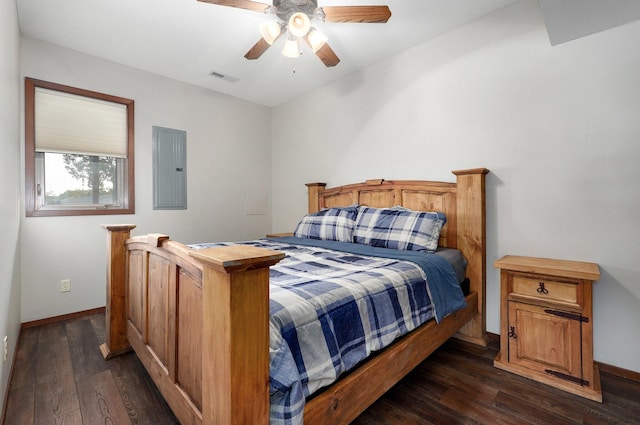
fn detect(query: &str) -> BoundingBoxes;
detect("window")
[25,78,134,216]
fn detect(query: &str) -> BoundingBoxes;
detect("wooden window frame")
[25,78,135,217]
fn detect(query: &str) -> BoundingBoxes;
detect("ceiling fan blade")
[197,0,270,13]
[245,29,284,60]
[321,5,391,23]
[244,38,272,60]
[314,42,340,67]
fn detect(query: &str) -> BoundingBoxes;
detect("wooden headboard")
[306,168,489,345]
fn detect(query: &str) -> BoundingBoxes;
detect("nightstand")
[493,255,602,402]
[265,232,294,238]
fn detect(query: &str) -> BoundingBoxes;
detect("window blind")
[35,87,128,158]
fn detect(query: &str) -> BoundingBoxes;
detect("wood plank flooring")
[4,312,639,425]
[4,313,178,425]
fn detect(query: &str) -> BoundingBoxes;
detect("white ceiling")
[16,0,640,107]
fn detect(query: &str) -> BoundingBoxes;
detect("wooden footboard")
[102,228,284,425]
[101,168,488,425]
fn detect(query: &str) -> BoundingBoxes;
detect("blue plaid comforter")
[189,237,466,425]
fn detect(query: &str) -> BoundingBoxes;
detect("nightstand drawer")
[511,275,580,306]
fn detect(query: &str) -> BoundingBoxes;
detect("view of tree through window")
[43,153,117,206]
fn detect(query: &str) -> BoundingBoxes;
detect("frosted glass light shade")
[259,21,282,45]
[288,12,310,37]
[282,36,300,58]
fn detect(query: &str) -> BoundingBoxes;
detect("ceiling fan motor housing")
[274,0,318,21]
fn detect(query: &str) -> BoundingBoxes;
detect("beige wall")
[0,0,22,413]
[20,38,273,322]
[272,0,640,372]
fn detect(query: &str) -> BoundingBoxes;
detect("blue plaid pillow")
[294,205,358,242]
[353,206,446,252]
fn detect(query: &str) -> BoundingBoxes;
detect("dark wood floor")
[4,313,640,425]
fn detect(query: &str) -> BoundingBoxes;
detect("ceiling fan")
[197,0,391,67]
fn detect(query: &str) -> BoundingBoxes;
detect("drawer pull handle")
[508,326,517,339]
[537,282,549,294]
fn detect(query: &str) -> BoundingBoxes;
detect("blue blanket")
[189,238,466,425]
[269,237,467,322]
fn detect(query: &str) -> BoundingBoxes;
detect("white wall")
[20,38,273,322]
[0,0,22,414]
[272,0,640,372]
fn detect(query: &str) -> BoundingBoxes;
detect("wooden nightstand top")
[494,255,600,281]
[265,232,294,238]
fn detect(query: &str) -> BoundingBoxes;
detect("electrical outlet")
[61,279,71,293]
[3,336,7,362]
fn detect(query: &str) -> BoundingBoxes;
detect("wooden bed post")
[190,246,285,425]
[452,168,489,346]
[100,224,136,359]
[306,182,326,213]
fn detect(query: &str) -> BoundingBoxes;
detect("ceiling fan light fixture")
[203,0,391,68]
[259,21,282,45]
[288,12,311,37]
[281,35,301,58]
[307,28,327,52]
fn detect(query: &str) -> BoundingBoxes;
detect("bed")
[101,168,489,425]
